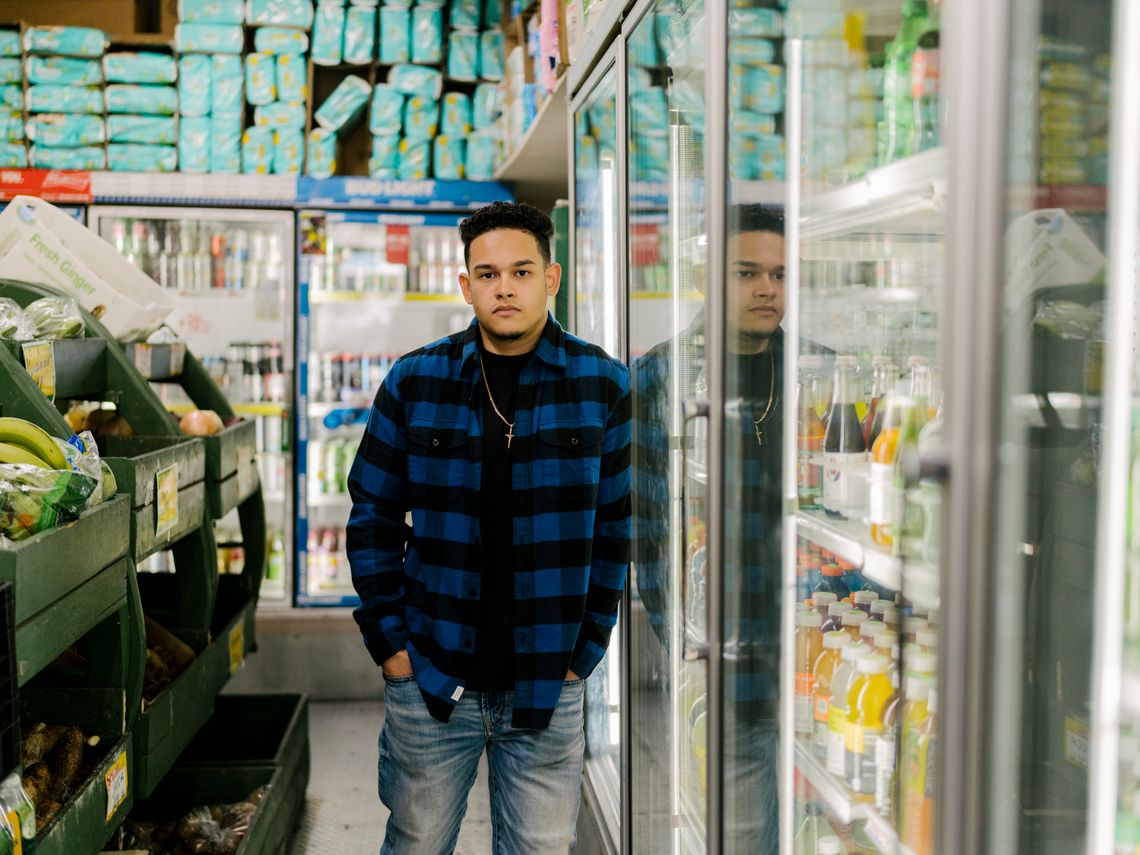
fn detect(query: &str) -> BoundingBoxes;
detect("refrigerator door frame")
[1086,0,1140,851]
[568,35,630,855]
[941,0,1014,852]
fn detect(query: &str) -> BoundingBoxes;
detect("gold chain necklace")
[753,353,778,447]
[478,354,515,449]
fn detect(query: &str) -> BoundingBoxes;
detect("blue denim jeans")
[378,674,586,855]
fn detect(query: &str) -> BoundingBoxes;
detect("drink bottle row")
[201,340,290,404]
[103,219,287,294]
[306,526,352,594]
[310,352,395,404]
[798,354,943,561]
[794,541,938,855]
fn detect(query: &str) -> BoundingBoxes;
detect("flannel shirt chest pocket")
[536,422,605,505]
[407,423,469,507]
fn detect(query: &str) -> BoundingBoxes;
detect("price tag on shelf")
[237,445,254,497]
[132,342,152,378]
[169,343,186,376]
[1064,716,1089,770]
[21,342,55,401]
[229,621,245,674]
[155,464,179,538]
[105,750,128,821]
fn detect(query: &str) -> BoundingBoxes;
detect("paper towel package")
[0,87,19,110]
[344,6,377,64]
[106,84,178,116]
[370,84,404,133]
[0,114,20,142]
[307,127,337,178]
[103,52,178,84]
[107,115,177,145]
[380,7,411,64]
[242,125,276,173]
[315,75,370,131]
[108,143,179,173]
[178,55,211,116]
[245,52,277,105]
[246,0,316,27]
[255,27,310,54]
[411,7,444,65]
[274,127,304,173]
[24,26,107,58]
[0,196,175,341]
[25,56,102,85]
[179,116,210,172]
[0,31,20,57]
[176,23,245,54]
[27,85,104,115]
[313,4,346,65]
[179,0,245,23]
[26,114,106,146]
[0,59,20,85]
[276,53,307,101]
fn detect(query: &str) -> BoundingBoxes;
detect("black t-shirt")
[468,346,532,691]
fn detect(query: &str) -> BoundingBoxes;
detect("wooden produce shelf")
[0,496,131,685]
[101,436,207,562]
[21,687,133,855]
[203,419,261,519]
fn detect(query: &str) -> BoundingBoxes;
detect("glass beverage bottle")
[798,380,826,509]
[812,631,849,758]
[869,394,909,546]
[823,356,868,519]
[847,653,893,797]
[827,643,869,776]
[796,610,824,737]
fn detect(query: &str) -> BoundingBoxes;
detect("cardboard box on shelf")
[0,195,174,341]
[0,0,150,36]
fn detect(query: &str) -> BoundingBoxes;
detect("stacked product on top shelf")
[24,26,109,171]
[104,48,179,173]
[727,4,784,182]
[1034,36,1109,188]
[498,0,561,163]
[0,27,21,167]
[176,0,248,174]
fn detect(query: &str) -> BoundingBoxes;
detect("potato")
[47,727,84,802]
[22,761,51,807]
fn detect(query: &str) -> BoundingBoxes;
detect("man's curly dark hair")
[459,201,555,268]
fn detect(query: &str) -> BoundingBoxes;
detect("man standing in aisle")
[347,201,632,854]
[633,204,787,854]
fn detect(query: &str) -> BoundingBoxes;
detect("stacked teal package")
[245,3,312,173]
[0,28,22,166]
[104,52,179,172]
[308,74,370,177]
[311,0,380,66]
[24,26,109,170]
[727,6,784,182]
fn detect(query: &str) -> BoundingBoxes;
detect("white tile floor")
[287,700,494,854]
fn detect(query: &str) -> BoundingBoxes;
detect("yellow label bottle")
[846,653,892,797]
[826,643,868,777]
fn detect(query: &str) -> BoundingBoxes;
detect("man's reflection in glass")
[632,205,786,854]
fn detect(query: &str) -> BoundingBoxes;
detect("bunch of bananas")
[0,418,68,469]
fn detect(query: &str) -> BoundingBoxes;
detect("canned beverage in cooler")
[340,353,361,400]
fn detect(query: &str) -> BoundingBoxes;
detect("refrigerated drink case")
[89,206,297,605]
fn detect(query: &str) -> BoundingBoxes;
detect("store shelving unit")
[0,272,297,852]
[494,73,570,200]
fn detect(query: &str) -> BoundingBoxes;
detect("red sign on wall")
[630,223,661,267]
[386,225,411,266]
[0,169,93,202]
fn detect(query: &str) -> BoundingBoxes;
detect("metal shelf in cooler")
[796,510,940,609]
[794,741,855,825]
[801,147,947,240]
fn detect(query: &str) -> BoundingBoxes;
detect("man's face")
[726,230,785,352]
[459,228,561,354]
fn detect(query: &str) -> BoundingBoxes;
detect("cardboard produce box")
[0,195,174,341]
[0,0,149,34]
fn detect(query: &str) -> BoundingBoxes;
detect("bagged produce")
[0,299,33,340]
[0,464,98,541]
[23,296,83,339]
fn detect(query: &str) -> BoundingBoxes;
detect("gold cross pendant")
[506,423,514,449]
[754,422,763,447]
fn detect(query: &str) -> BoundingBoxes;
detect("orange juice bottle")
[898,676,934,843]
[795,610,823,737]
[811,631,849,759]
[868,394,911,546]
[903,687,938,855]
[842,609,868,641]
[846,653,892,796]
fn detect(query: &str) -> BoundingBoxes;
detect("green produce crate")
[180,695,309,778]
[121,342,187,382]
[131,760,307,855]
[2,338,108,401]
[100,436,206,562]
[0,497,131,685]
[21,687,132,855]
[132,632,231,799]
[204,421,260,520]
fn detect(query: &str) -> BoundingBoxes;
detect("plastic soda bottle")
[898,676,935,842]
[827,643,869,776]
[847,653,893,796]
[798,380,826,508]
[910,11,941,153]
[796,610,824,736]
[814,563,849,601]
[869,393,912,546]
[812,631,849,758]
[878,0,930,164]
[823,356,868,518]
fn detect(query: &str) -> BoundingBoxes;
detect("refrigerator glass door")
[627,0,711,849]
[780,3,947,853]
[981,2,1114,853]
[88,205,295,605]
[573,54,624,845]
[297,211,472,606]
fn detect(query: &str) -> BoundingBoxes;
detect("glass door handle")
[680,399,710,663]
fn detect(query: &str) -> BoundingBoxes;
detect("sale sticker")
[155,464,179,537]
[105,750,128,821]
[21,341,55,400]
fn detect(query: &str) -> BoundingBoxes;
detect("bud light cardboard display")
[0,195,174,341]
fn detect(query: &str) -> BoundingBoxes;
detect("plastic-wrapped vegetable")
[23,296,84,339]
[0,464,98,541]
[0,298,34,340]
